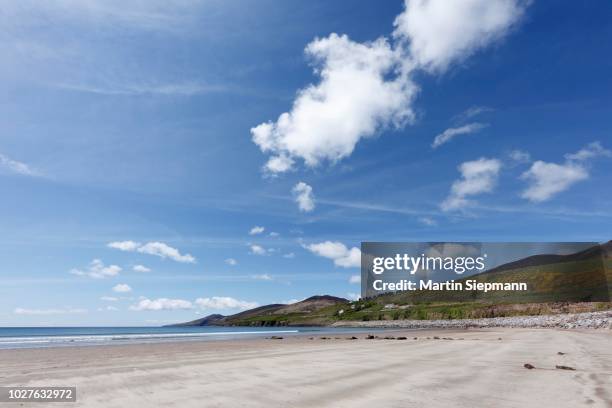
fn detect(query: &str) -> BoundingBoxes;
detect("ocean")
[0,326,374,349]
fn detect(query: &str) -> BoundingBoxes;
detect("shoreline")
[332,310,612,330]
[1,327,610,407]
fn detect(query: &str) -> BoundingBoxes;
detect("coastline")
[1,327,610,407]
[332,310,612,330]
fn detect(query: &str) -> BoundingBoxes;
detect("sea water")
[0,326,375,349]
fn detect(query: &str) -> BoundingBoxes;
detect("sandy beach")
[1,328,610,408]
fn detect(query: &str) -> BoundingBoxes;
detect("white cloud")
[14,307,87,315]
[269,232,280,237]
[100,296,118,302]
[195,297,258,311]
[346,292,361,301]
[432,122,487,148]
[70,259,121,279]
[251,33,416,174]
[107,241,195,263]
[249,226,265,235]
[509,149,531,163]
[292,182,315,212]
[251,274,273,281]
[98,305,119,312]
[520,161,588,202]
[225,258,238,266]
[282,298,302,305]
[132,264,151,273]
[112,283,132,293]
[441,157,502,211]
[0,153,41,177]
[250,1,526,174]
[564,141,611,161]
[305,241,361,268]
[130,298,193,311]
[283,252,295,259]
[393,0,528,73]
[418,216,437,226]
[250,244,267,255]
[107,240,141,251]
[456,105,493,121]
[520,142,609,202]
[137,242,195,263]
[349,275,361,284]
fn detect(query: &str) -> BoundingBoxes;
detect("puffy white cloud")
[292,182,315,212]
[107,240,141,251]
[432,122,487,148]
[70,259,121,279]
[130,298,193,311]
[112,283,132,293]
[283,252,295,259]
[564,141,611,161]
[251,34,416,173]
[14,307,87,315]
[100,296,118,302]
[393,0,528,73]
[305,241,361,268]
[251,1,526,174]
[250,244,267,255]
[349,275,361,284]
[107,241,195,263]
[249,226,265,235]
[133,264,151,273]
[0,153,41,177]
[520,161,588,202]
[441,158,501,211]
[195,297,258,311]
[225,258,238,266]
[520,142,609,202]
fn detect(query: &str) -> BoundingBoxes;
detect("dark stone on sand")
[384,336,396,340]
[523,363,535,369]
[396,336,407,340]
[555,365,576,370]
[557,352,565,355]
[347,336,358,340]
[270,336,283,340]
[433,336,440,340]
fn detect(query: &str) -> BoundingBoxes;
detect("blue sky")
[1,0,611,326]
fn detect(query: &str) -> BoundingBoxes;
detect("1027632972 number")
[0,387,76,402]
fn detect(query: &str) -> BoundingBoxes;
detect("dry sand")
[1,328,610,408]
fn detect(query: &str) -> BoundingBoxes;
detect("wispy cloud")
[249,226,265,235]
[195,296,258,311]
[432,123,488,149]
[112,283,132,293]
[107,241,196,263]
[0,153,41,177]
[14,307,87,315]
[70,259,121,279]
[54,81,230,96]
